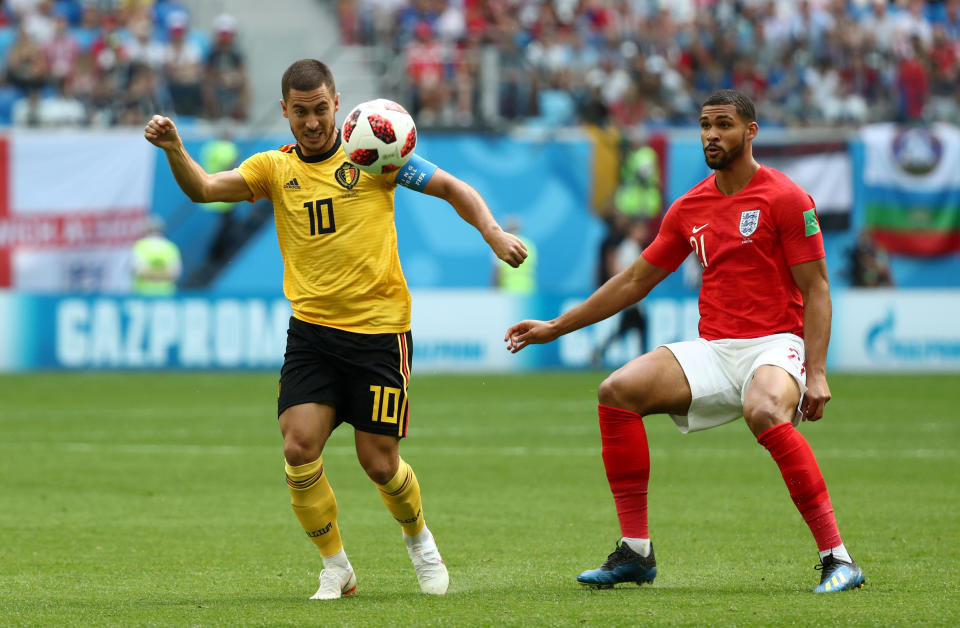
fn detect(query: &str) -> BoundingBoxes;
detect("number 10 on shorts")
[370,385,402,423]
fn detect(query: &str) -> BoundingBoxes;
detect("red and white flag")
[0,131,154,292]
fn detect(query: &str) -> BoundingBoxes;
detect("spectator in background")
[204,13,249,121]
[494,24,534,120]
[87,66,119,125]
[66,49,98,108]
[115,61,164,126]
[123,16,166,71]
[788,0,836,52]
[894,0,934,56]
[395,0,440,49]
[861,0,900,55]
[847,232,894,287]
[841,50,883,107]
[72,3,103,51]
[131,215,182,296]
[43,10,78,84]
[943,0,960,39]
[88,11,126,79]
[928,23,960,121]
[6,23,48,92]
[897,38,931,121]
[404,19,448,125]
[22,0,56,46]
[161,10,203,117]
[449,25,481,126]
[609,81,647,129]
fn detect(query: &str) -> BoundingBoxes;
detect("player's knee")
[360,456,396,485]
[598,373,638,413]
[283,434,320,467]
[743,402,789,438]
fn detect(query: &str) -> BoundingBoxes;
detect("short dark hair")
[701,89,756,123]
[281,59,336,101]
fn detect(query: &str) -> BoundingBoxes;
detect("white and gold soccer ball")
[341,99,417,174]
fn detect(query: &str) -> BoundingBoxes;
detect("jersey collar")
[295,131,341,163]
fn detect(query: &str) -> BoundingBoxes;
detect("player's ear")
[334,92,340,113]
[280,98,289,119]
[746,120,759,141]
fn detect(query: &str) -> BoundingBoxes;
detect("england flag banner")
[0,131,154,293]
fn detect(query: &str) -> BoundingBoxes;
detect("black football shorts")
[278,316,412,438]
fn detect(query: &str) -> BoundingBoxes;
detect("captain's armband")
[395,154,438,192]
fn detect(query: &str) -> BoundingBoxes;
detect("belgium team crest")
[739,209,761,237]
[335,162,360,189]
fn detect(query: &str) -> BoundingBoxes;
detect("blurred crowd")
[338,0,960,129]
[1,0,249,128]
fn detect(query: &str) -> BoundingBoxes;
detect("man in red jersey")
[504,89,864,593]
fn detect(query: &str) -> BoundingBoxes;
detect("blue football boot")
[813,553,865,593]
[577,540,657,588]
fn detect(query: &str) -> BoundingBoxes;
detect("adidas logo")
[283,178,300,190]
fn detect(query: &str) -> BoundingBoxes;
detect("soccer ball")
[341,99,417,174]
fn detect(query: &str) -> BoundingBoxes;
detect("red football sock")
[758,422,842,551]
[598,404,650,539]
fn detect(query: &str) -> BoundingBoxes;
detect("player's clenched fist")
[493,232,528,268]
[144,115,181,150]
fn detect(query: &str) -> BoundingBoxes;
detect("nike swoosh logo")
[692,224,709,233]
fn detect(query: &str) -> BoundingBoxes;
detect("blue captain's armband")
[395,154,438,191]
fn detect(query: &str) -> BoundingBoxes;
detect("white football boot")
[310,565,357,600]
[404,527,449,595]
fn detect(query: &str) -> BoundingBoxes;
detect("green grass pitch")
[1,371,958,626]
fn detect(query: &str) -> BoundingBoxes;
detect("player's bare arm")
[791,257,832,421]
[144,115,252,204]
[422,168,527,267]
[506,256,670,352]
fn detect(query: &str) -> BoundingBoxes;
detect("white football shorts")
[662,333,807,434]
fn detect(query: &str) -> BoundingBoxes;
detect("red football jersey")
[642,166,825,340]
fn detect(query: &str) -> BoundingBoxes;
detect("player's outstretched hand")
[504,319,558,353]
[144,115,181,150]
[799,372,831,422]
[490,231,528,268]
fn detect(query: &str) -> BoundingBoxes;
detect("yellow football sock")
[377,457,425,537]
[286,457,343,557]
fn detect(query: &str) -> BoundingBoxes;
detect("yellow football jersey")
[236,140,410,333]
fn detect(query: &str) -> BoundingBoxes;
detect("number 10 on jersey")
[370,385,402,423]
[305,198,335,235]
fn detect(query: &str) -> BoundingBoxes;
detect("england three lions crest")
[739,209,761,237]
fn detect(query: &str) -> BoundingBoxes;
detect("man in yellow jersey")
[144,59,527,600]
